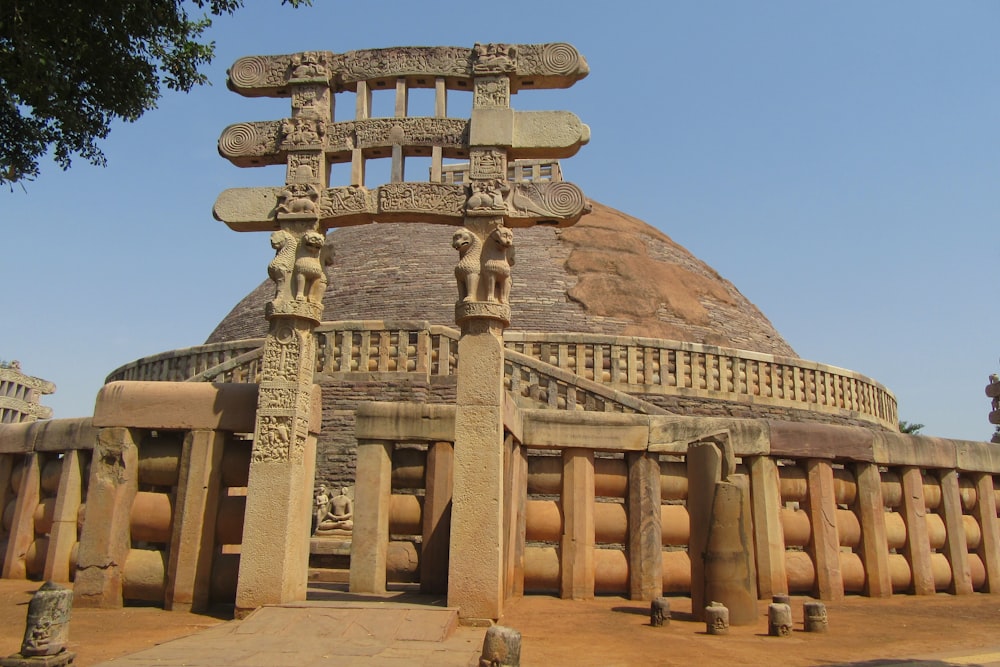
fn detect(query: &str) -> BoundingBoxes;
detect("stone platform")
[95,597,483,667]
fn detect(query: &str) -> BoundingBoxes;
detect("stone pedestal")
[448,319,507,621]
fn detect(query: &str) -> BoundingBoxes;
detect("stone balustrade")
[106,322,898,429]
[350,400,1000,603]
[0,418,96,583]
[313,320,455,377]
[505,332,898,430]
[2,386,995,610]
[106,340,265,384]
[504,346,666,414]
[437,158,563,186]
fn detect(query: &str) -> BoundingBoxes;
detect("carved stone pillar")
[446,44,520,622]
[448,316,507,621]
[234,65,330,615]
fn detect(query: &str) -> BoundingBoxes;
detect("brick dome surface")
[206,201,796,357]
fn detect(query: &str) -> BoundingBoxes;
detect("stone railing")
[106,340,265,384]
[504,347,666,415]
[313,320,457,378]
[351,401,1000,604]
[105,322,897,427]
[504,332,898,431]
[0,418,96,583]
[437,158,563,186]
[0,364,55,424]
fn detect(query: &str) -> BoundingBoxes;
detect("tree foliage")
[0,0,306,185]
[898,420,925,434]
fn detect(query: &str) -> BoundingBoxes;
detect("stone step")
[252,602,461,643]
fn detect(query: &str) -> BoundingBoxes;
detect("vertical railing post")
[350,439,393,594]
[165,430,225,612]
[900,466,935,594]
[748,456,787,599]
[803,459,844,600]
[938,469,973,594]
[853,462,892,597]
[420,441,453,594]
[2,453,40,579]
[560,448,595,599]
[627,451,661,601]
[972,473,1000,592]
[75,427,140,607]
[44,449,84,583]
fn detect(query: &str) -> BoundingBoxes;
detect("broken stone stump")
[771,594,790,605]
[650,597,671,627]
[768,603,793,637]
[480,625,521,667]
[705,601,729,636]
[1,582,75,667]
[803,601,829,633]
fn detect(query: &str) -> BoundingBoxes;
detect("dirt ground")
[499,593,1000,667]
[0,581,227,666]
[2,579,1000,666]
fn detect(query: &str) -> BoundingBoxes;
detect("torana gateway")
[1,44,997,627]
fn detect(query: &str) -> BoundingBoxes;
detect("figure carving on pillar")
[293,230,327,302]
[268,230,296,299]
[482,225,515,304]
[452,227,482,303]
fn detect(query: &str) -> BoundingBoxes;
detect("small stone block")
[768,603,793,637]
[480,625,521,667]
[771,594,790,605]
[705,602,729,635]
[803,601,828,633]
[650,598,671,627]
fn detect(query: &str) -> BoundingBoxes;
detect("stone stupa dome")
[207,200,796,358]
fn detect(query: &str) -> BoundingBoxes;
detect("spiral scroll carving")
[229,56,271,88]
[219,123,261,157]
[541,182,586,217]
[541,43,579,75]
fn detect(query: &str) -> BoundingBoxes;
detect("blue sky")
[2,1,997,441]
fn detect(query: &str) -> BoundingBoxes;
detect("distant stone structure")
[987,373,1000,443]
[0,363,54,424]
